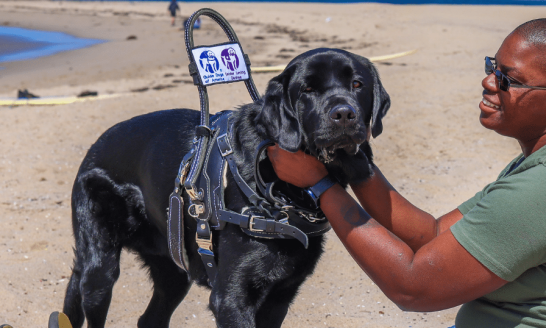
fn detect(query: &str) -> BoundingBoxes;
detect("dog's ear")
[369,64,390,138]
[352,54,390,138]
[255,67,301,152]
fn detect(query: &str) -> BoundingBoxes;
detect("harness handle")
[183,8,261,202]
[184,8,260,127]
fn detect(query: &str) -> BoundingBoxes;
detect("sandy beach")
[0,1,541,327]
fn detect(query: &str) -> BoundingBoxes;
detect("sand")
[0,1,540,327]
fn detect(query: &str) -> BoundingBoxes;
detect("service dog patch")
[191,43,249,86]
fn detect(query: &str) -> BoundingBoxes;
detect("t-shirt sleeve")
[451,166,546,282]
[458,189,486,216]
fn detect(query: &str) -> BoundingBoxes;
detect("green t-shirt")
[451,145,546,328]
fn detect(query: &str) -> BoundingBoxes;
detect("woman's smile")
[481,97,500,109]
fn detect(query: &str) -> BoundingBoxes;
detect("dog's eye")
[302,86,314,93]
[352,81,363,89]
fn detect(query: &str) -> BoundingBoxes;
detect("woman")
[268,19,546,327]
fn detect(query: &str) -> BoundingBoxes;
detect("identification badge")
[191,43,249,86]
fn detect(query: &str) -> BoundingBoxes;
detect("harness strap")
[196,219,217,286]
[217,121,271,210]
[168,191,189,273]
[254,140,275,187]
[169,8,331,287]
[181,9,260,286]
[217,209,309,247]
[167,146,197,275]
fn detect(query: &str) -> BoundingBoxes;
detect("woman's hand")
[267,144,328,188]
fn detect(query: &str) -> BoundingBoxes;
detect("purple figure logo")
[199,50,219,73]
[221,47,239,71]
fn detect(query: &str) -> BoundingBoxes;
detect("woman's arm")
[267,145,507,311]
[267,145,459,250]
[350,167,463,252]
[319,184,507,311]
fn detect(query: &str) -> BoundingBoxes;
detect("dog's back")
[65,109,201,328]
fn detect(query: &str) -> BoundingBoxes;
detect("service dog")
[61,48,390,328]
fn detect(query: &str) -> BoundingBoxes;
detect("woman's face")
[479,33,546,143]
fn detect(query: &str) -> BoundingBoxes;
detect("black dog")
[61,48,390,328]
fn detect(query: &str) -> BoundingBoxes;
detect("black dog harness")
[168,9,330,287]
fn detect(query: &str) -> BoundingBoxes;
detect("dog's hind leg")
[63,223,122,328]
[63,169,142,328]
[62,259,85,328]
[137,254,192,328]
[79,246,122,328]
[63,221,123,328]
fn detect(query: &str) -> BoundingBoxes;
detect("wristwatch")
[305,175,337,208]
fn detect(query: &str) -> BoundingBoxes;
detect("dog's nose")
[329,105,357,127]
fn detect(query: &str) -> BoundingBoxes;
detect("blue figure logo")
[199,50,220,73]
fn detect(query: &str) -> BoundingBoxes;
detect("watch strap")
[306,175,337,207]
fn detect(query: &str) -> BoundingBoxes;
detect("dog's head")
[255,48,390,183]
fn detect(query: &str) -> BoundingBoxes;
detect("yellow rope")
[0,94,120,106]
[251,49,417,73]
[0,50,417,106]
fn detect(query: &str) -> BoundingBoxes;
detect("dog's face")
[255,48,390,181]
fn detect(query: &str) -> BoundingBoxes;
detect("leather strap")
[196,219,217,286]
[180,8,260,288]
[217,209,309,248]
[168,191,190,273]
[197,248,217,286]
[253,139,278,204]
[218,121,271,210]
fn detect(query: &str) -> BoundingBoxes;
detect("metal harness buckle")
[217,133,233,157]
[249,214,265,232]
[196,232,213,252]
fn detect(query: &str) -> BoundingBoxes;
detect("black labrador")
[61,48,390,328]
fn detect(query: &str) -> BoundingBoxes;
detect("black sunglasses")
[485,56,546,92]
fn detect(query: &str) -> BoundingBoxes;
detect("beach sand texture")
[0,1,540,327]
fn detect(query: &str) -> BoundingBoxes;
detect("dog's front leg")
[208,256,298,328]
[208,263,261,328]
[207,231,273,328]
[209,285,258,328]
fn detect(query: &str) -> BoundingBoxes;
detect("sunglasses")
[485,56,546,92]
